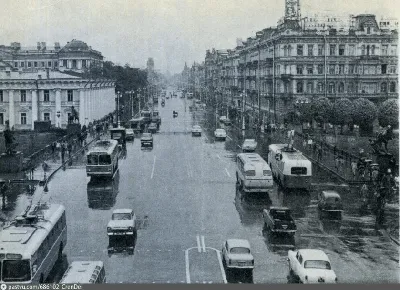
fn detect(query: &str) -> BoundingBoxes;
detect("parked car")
[263,207,297,235]
[221,239,254,275]
[242,139,257,152]
[141,133,153,147]
[148,123,158,134]
[107,209,136,237]
[265,123,277,132]
[214,128,227,141]
[191,125,202,136]
[126,129,134,141]
[219,116,231,125]
[317,191,343,220]
[287,249,338,284]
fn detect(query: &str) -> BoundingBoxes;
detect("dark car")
[148,123,158,133]
[263,207,297,236]
[317,190,343,220]
[141,133,153,147]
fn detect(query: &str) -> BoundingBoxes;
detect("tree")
[351,98,378,132]
[311,97,333,125]
[331,98,354,132]
[378,99,399,128]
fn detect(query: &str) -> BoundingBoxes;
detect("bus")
[60,261,106,284]
[0,203,67,284]
[267,144,312,190]
[140,109,152,124]
[86,140,119,179]
[236,153,274,194]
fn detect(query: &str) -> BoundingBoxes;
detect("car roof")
[321,190,341,198]
[226,239,251,249]
[193,125,201,128]
[216,128,226,131]
[298,249,330,261]
[112,209,133,214]
[244,139,256,142]
[269,206,290,211]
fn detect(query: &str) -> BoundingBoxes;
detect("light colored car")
[107,209,136,236]
[214,128,227,140]
[126,129,134,140]
[148,123,158,133]
[287,249,337,284]
[141,133,153,147]
[219,116,227,122]
[191,125,202,136]
[221,239,254,272]
[242,139,257,152]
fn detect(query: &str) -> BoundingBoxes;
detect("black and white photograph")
[0,0,398,285]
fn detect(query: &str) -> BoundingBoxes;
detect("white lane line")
[151,155,156,179]
[227,135,232,141]
[224,168,231,178]
[215,249,228,284]
[201,235,206,253]
[196,235,201,253]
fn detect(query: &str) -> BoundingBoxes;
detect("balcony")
[280,74,293,81]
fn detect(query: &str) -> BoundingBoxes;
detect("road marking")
[227,135,232,141]
[196,235,201,253]
[201,235,206,253]
[224,168,231,177]
[151,155,156,179]
[215,248,228,284]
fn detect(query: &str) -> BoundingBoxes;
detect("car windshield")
[272,210,291,220]
[216,129,225,133]
[2,260,31,282]
[112,213,132,220]
[326,197,341,204]
[87,155,98,165]
[304,260,331,270]
[142,133,151,138]
[99,154,111,165]
[244,140,255,145]
[112,132,122,138]
[193,126,200,129]
[230,247,250,254]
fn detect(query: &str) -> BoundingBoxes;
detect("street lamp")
[117,91,121,127]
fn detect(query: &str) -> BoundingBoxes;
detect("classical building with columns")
[0,68,115,130]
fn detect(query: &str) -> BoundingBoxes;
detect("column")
[31,90,38,130]
[79,89,85,124]
[8,90,15,128]
[55,89,61,128]
[88,89,92,123]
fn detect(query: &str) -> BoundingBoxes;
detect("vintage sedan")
[242,139,257,152]
[221,239,254,275]
[214,128,227,141]
[141,133,153,147]
[317,190,343,220]
[107,209,136,237]
[148,122,158,134]
[191,125,202,136]
[287,249,337,284]
[125,128,134,141]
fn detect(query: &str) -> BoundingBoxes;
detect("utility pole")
[117,91,120,127]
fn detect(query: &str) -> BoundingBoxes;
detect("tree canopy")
[378,99,398,128]
[351,98,378,127]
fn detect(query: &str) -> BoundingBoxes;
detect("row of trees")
[296,97,399,132]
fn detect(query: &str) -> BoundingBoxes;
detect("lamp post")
[117,91,121,127]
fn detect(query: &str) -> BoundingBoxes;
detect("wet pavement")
[1,89,399,284]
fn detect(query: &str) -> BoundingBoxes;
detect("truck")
[262,207,297,235]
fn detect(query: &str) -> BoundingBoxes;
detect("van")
[236,153,273,194]
[60,261,106,284]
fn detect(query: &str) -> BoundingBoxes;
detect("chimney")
[37,42,41,51]
[41,42,46,51]
[54,42,60,50]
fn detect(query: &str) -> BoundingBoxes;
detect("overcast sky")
[1,0,398,73]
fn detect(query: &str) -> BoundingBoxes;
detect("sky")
[0,0,398,74]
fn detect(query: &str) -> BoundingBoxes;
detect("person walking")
[317,145,323,161]
[67,142,73,158]
[61,142,66,162]
[351,160,358,179]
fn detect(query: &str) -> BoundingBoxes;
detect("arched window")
[288,45,292,56]
[283,45,288,56]
[307,82,313,94]
[381,82,387,93]
[338,82,344,93]
[371,45,375,55]
[366,45,370,56]
[296,81,303,93]
[367,27,371,34]
[361,45,365,55]
[328,82,335,94]
[390,82,396,92]
[348,82,354,93]
[317,82,324,93]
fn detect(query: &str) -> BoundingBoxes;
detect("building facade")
[203,12,398,123]
[0,69,115,130]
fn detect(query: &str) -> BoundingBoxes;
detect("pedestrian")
[61,143,66,162]
[389,156,397,176]
[67,142,72,158]
[351,160,358,179]
[333,145,337,157]
[334,155,340,172]
[317,145,323,161]
[313,142,317,155]
[307,137,313,151]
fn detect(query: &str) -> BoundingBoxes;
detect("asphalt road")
[7,88,398,284]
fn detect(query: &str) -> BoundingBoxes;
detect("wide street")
[10,88,398,284]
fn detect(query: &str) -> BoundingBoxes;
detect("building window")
[296,65,303,75]
[338,82,344,93]
[82,60,86,68]
[339,64,344,74]
[329,64,335,74]
[48,61,52,67]
[381,82,387,93]
[329,44,336,55]
[72,60,77,69]
[21,113,27,125]
[371,45,375,55]
[389,66,396,74]
[390,82,396,92]
[328,82,335,94]
[308,44,313,56]
[317,82,324,93]
[20,90,26,102]
[54,61,58,67]
[317,64,324,74]
[0,90,3,102]
[318,44,324,56]
[367,27,371,34]
[44,90,50,102]
[296,81,303,93]
[63,60,67,67]
[307,82,313,94]
[297,45,303,56]
[366,45,370,56]
[349,45,355,55]
[28,62,32,68]
[349,64,355,74]
[288,45,292,56]
[0,113,3,125]
[382,45,388,55]
[306,65,313,74]
[44,112,50,121]
[348,82,354,93]
[381,64,387,74]
[20,62,25,68]
[339,45,345,56]
[41,61,45,67]
[391,45,397,55]
[34,61,38,68]
[67,90,73,102]
[361,45,365,55]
